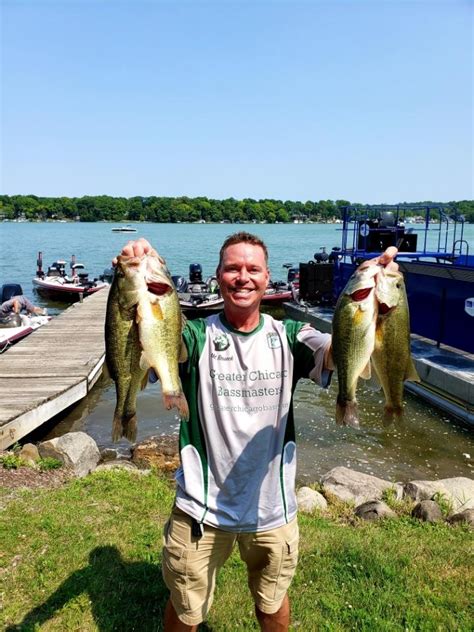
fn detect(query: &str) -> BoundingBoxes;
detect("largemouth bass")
[137,251,189,419]
[372,268,420,425]
[105,256,148,442]
[332,265,380,427]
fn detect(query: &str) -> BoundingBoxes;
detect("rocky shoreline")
[2,431,473,527]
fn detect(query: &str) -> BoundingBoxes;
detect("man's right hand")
[112,238,156,265]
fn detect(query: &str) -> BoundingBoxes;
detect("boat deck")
[0,289,109,449]
[283,302,474,427]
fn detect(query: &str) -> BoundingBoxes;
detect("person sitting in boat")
[0,295,45,320]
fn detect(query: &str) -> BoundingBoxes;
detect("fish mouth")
[378,302,393,315]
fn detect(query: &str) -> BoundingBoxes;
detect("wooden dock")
[0,289,109,450]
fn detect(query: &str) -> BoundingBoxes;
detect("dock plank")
[0,289,109,449]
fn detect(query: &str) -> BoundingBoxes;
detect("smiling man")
[118,233,396,631]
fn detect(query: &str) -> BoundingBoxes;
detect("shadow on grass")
[7,545,216,631]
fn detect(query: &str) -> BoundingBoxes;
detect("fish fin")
[179,340,188,363]
[181,312,188,332]
[405,358,420,383]
[111,411,137,443]
[151,301,164,320]
[141,370,149,391]
[336,399,360,428]
[121,413,138,442]
[366,367,381,391]
[112,413,123,442]
[163,392,190,421]
[139,352,151,371]
[360,361,372,380]
[102,361,111,380]
[353,307,365,326]
[382,405,403,427]
[374,325,384,350]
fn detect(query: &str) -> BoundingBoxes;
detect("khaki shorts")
[162,507,299,626]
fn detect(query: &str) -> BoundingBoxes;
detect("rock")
[297,487,328,513]
[19,443,40,465]
[100,448,121,462]
[95,460,150,474]
[38,432,100,478]
[448,508,474,527]
[411,500,443,523]
[404,477,474,512]
[320,466,402,505]
[355,500,397,521]
[131,435,179,473]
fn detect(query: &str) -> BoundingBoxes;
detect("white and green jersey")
[175,313,331,533]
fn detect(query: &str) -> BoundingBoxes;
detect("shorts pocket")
[273,531,299,602]
[162,536,189,609]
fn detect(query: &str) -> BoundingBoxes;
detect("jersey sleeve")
[181,318,208,369]
[283,319,332,387]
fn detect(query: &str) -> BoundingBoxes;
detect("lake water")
[1,221,473,483]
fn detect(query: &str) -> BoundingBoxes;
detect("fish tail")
[111,410,137,442]
[163,392,190,421]
[336,399,360,428]
[121,413,138,442]
[112,411,123,442]
[382,405,403,427]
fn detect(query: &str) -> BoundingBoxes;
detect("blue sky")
[1,0,472,203]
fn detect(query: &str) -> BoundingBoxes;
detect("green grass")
[37,458,63,471]
[1,452,24,469]
[1,471,472,631]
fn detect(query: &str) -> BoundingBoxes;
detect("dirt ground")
[1,466,72,491]
[0,466,74,510]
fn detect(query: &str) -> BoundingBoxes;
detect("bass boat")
[0,283,51,352]
[172,263,224,314]
[32,252,108,301]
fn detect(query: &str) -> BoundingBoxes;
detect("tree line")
[1,195,473,223]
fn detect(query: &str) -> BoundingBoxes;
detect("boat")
[332,204,473,353]
[0,283,51,352]
[262,265,300,305]
[285,203,474,426]
[172,264,224,314]
[0,313,50,353]
[32,252,108,300]
[111,225,137,232]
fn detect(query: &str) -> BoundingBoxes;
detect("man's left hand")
[357,246,399,273]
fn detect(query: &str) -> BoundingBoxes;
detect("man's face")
[217,242,270,314]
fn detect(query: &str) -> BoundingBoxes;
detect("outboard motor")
[1,283,23,303]
[172,276,188,292]
[313,247,329,263]
[78,272,90,286]
[189,263,203,283]
[101,268,115,283]
[287,268,299,285]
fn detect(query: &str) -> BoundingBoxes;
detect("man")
[0,295,45,320]
[119,234,397,632]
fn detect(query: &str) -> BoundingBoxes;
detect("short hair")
[218,232,268,269]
